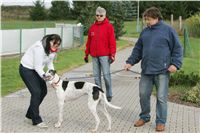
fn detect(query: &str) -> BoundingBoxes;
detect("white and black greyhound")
[45,70,121,132]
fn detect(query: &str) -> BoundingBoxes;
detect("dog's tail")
[102,93,121,110]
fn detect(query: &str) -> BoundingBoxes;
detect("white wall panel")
[21,28,44,53]
[63,27,73,48]
[1,26,82,56]
[1,30,20,55]
[46,28,61,36]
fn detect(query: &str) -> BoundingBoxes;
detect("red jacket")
[85,18,116,57]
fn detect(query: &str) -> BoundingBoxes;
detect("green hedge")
[170,70,200,104]
[185,13,200,37]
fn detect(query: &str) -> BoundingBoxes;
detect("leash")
[65,69,141,80]
[127,69,141,75]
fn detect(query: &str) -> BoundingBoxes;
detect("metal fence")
[1,24,84,56]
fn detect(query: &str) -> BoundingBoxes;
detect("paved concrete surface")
[1,47,200,133]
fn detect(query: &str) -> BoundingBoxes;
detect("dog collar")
[54,77,61,85]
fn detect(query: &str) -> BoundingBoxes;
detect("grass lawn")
[180,37,200,75]
[123,21,140,37]
[1,20,140,37]
[1,20,77,29]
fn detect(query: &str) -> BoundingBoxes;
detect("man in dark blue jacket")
[124,7,183,132]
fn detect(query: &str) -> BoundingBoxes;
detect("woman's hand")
[109,56,115,64]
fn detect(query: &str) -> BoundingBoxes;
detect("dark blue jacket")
[126,20,183,75]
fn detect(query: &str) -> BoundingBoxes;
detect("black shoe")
[107,97,112,102]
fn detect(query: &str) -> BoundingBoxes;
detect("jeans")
[19,64,47,125]
[139,73,169,124]
[92,56,112,98]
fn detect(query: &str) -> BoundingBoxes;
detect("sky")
[1,0,72,8]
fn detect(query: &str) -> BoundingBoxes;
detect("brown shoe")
[156,124,165,132]
[134,119,150,127]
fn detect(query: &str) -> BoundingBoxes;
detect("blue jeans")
[139,73,169,124]
[92,56,112,98]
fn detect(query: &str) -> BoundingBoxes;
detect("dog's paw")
[54,122,61,128]
[91,129,97,132]
[106,128,111,132]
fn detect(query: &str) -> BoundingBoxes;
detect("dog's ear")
[53,70,57,74]
[48,69,56,75]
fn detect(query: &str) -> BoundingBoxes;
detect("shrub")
[181,83,200,104]
[185,12,200,37]
[170,70,200,87]
[170,71,200,104]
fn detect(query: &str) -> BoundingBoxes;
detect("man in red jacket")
[84,6,116,102]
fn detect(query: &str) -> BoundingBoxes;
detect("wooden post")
[179,16,182,31]
[171,14,174,26]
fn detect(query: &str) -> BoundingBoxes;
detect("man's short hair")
[96,6,106,16]
[143,7,163,20]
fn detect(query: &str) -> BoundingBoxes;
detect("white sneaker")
[36,122,48,128]
[24,117,32,124]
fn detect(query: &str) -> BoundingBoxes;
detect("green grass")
[1,39,130,96]
[1,20,140,38]
[1,20,77,29]
[179,37,200,75]
[123,21,140,37]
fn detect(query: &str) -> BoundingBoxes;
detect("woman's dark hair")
[42,34,62,55]
[143,7,163,20]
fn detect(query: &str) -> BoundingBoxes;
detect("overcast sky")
[1,0,72,8]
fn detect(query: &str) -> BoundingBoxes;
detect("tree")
[139,1,200,20]
[110,1,126,39]
[49,1,70,20]
[71,1,87,19]
[73,1,112,35]
[123,1,137,21]
[72,1,126,39]
[185,1,200,17]
[29,0,47,20]
[74,1,96,35]
[72,1,112,19]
